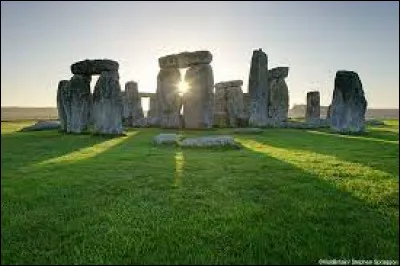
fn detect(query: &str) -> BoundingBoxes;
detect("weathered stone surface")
[147,94,158,118]
[365,119,385,126]
[67,74,91,133]
[280,119,329,129]
[243,93,252,121]
[92,71,123,135]
[183,64,214,129]
[20,120,60,132]
[330,71,367,133]
[268,78,289,124]
[226,87,247,127]
[179,135,239,148]
[232,128,263,134]
[156,68,182,128]
[122,81,144,126]
[248,49,269,127]
[305,91,320,123]
[159,51,212,69]
[71,59,119,75]
[56,80,70,131]
[215,80,243,89]
[268,67,289,79]
[153,133,182,145]
[326,104,332,120]
[213,86,228,127]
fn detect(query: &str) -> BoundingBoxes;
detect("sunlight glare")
[178,81,189,96]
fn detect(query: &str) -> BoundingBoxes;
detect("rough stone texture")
[153,133,182,145]
[147,95,158,118]
[213,86,228,127]
[56,80,70,131]
[92,71,123,135]
[179,135,238,148]
[215,80,243,89]
[232,128,263,134]
[226,87,247,127]
[67,74,91,133]
[123,81,144,126]
[156,68,182,128]
[305,91,320,123]
[330,71,367,133]
[365,119,385,126]
[71,59,119,75]
[280,119,330,129]
[159,51,212,69]
[268,67,289,79]
[183,64,214,129]
[268,78,289,124]
[326,104,332,120]
[243,93,252,121]
[248,49,269,127]
[20,120,60,132]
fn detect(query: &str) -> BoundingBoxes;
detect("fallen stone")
[71,59,119,75]
[20,120,60,132]
[232,128,263,134]
[179,135,239,148]
[329,70,367,133]
[365,119,385,126]
[153,133,182,145]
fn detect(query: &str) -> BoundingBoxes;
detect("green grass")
[1,120,399,265]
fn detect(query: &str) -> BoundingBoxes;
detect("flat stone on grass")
[20,120,60,132]
[153,133,182,145]
[179,135,239,148]
[232,128,263,134]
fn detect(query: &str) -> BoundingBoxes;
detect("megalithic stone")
[124,81,144,127]
[156,68,182,128]
[67,74,91,133]
[248,49,269,127]
[226,86,246,127]
[56,80,70,132]
[92,71,123,135]
[183,64,214,129]
[267,67,289,124]
[305,91,320,124]
[329,70,367,133]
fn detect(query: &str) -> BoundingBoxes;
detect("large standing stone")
[156,68,182,128]
[71,59,119,75]
[305,91,320,124]
[124,81,144,127]
[92,71,123,134]
[329,71,367,133]
[213,86,228,127]
[147,94,160,126]
[243,93,252,121]
[268,77,289,124]
[226,86,246,127]
[56,80,70,131]
[248,49,269,127]
[183,64,214,129]
[67,74,91,133]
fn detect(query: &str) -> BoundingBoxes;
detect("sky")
[1,1,399,110]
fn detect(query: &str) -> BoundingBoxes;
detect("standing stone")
[248,49,269,127]
[268,67,289,124]
[305,91,320,124]
[67,74,91,133]
[326,104,332,120]
[56,80,70,131]
[243,93,252,122]
[214,86,228,127]
[92,71,123,134]
[124,81,144,127]
[156,68,182,128]
[226,86,246,127]
[329,70,367,133]
[147,94,160,126]
[183,64,214,129]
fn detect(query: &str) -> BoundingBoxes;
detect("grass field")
[1,120,399,265]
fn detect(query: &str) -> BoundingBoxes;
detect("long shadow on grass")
[1,130,116,174]
[2,130,399,264]
[253,128,399,177]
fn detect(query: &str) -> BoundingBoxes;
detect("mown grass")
[1,120,399,265]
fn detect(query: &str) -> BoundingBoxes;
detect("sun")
[178,81,189,96]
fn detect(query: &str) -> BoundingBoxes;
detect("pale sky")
[1,1,399,110]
